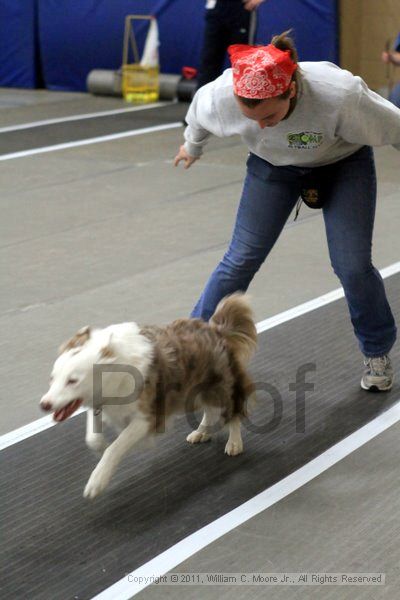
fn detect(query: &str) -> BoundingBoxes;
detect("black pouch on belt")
[294,172,325,220]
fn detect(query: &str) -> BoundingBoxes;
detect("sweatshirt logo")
[287,131,323,149]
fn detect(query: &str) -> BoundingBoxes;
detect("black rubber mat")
[1,274,399,600]
[0,102,187,156]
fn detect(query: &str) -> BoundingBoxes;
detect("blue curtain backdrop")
[0,0,39,87]
[37,0,204,91]
[0,0,338,91]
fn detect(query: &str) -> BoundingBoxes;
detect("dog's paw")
[224,440,243,456]
[186,430,211,444]
[85,434,109,454]
[83,466,112,499]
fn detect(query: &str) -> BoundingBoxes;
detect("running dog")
[40,294,257,499]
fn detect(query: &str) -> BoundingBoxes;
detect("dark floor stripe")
[0,103,187,156]
[1,274,399,600]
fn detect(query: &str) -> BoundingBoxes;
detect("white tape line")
[0,408,85,451]
[0,122,183,161]
[91,400,400,599]
[257,261,400,333]
[0,102,170,134]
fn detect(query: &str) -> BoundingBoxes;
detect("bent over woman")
[175,32,400,391]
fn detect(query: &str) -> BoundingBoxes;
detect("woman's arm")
[382,50,400,67]
[336,76,400,151]
[174,145,199,169]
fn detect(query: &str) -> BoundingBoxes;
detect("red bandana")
[228,44,297,99]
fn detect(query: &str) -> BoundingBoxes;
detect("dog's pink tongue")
[53,399,83,422]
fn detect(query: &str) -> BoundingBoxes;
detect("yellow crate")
[122,64,159,104]
[122,15,160,104]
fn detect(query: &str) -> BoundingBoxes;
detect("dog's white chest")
[102,404,136,431]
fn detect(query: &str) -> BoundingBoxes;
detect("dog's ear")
[99,333,115,361]
[59,325,91,355]
[99,345,115,360]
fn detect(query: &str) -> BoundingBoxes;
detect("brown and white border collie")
[40,294,257,499]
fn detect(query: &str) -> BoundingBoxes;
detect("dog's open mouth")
[53,399,83,422]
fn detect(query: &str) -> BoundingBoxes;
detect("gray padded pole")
[87,70,181,101]
[159,73,180,100]
[86,70,122,96]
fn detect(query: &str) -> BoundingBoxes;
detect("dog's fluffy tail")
[210,293,257,364]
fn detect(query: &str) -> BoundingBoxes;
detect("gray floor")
[1,89,400,599]
[139,422,400,600]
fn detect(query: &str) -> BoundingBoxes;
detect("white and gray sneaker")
[361,355,393,392]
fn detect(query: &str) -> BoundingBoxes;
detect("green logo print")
[287,131,324,149]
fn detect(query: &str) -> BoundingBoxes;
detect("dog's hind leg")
[186,405,222,444]
[85,408,108,453]
[84,415,149,499]
[225,416,243,456]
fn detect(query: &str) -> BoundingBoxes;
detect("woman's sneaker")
[361,355,393,392]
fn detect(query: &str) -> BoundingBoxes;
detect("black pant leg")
[224,1,253,46]
[197,5,231,89]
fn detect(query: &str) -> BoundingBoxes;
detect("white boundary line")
[257,261,400,333]
[1,260,399,453]
[0,102,170,134]
[0,408,85,451]
[91,400,400,600]
[0,122,183,162]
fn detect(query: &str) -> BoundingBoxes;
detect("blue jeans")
[191,147,397,357]
[389,82,400,109]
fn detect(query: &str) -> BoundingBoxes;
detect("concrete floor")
[0,87,126,123]
[1,89,399,599]
[138,421,400,600]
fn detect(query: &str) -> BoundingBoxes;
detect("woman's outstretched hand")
[382,50,400,66]
[174,145,199,169]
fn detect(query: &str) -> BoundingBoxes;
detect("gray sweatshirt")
[184,62,400,167]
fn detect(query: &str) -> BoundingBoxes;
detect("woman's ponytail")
[271,30,298,65]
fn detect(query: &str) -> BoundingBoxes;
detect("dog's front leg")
[85,408,108,453]
[83,416,149,499]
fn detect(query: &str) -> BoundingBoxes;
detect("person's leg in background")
[191,154,302,321]
[226,0,255,47]
[321,146,396,389]
[197,2,231,89]
[197,0,255,90]
[389,82,400,109]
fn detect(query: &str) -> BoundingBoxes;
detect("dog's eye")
[67,377,78,385]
